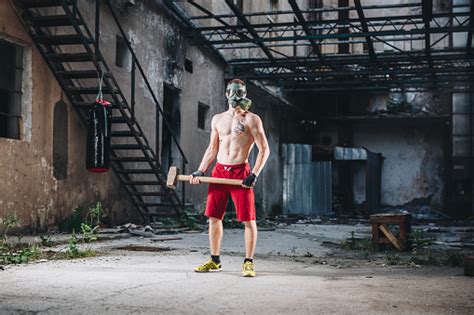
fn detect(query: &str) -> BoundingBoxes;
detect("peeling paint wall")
[352,126,445,208]
[1,0,303,229]
[0,1,136,232]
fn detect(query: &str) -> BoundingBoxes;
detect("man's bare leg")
[209,217,223,256]
[244,220,258,259]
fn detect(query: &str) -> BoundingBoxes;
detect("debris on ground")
[150,237,183,242]
[114,245,172,252]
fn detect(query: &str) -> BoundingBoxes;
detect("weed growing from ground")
[0,214,42,265]
[340,231,375,252]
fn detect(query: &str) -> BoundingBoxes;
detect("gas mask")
[226,81,252,111]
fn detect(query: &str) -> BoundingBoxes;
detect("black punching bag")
[86,99,111,173]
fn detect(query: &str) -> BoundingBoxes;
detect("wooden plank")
[378,224,404,251]
[370,215,407,224]
[371,222,379,245]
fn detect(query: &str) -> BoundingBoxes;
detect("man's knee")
[209,217,222,225]
[243,220,257,228]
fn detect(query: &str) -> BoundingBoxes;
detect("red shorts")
[205,162,256,222]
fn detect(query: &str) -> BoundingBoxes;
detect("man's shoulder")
[211,112,225,121]
[245,111,262,123]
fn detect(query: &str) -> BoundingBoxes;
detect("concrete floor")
[1,224,473,314]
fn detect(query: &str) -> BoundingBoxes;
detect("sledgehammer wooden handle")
[178,175,242,186]
[166,166,243,188]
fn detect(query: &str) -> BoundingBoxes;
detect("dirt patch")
[114,245,172,252]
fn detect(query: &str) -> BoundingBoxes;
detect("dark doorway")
[159,84,180,174]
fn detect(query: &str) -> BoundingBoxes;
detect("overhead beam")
[189,2,425,20]
[203,24,474,45]
[224,0,274,61]
[354,0,376,61]
[288,0,323,60]
[162,0,227,65]
[195,12,470,32]
[187,0,255,46]
[468,0,474,53]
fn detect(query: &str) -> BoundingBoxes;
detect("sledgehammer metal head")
[166,166,180,189]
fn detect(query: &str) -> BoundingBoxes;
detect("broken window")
[115,35,132,71]
[198,102,209,130]
[184,58,193,73]
[0,38,23,140]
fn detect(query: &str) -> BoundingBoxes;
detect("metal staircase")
[11,0,188,222]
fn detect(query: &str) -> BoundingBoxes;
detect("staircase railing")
[81,0,189,206]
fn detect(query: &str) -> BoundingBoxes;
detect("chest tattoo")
[232,119,246,134]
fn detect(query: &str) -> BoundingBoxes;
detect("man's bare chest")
[216,115,249,137]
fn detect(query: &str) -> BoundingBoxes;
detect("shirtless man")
[190,79,270,277]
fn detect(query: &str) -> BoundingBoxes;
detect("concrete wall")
[0,1,136,232]
[0,0,299,230]
[310,89,450,209]
[352,126,445,208]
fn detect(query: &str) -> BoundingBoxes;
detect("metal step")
[34,34,92,45]
[123,181,161,186]
[147,212,181,218]
[117,169,155,174]
[111,156,150,162]
[129,192,168,196]
[11,0,184,222]
[17,0,66,8]
[26,15,79,27]
[137,203,176,207]
[111,116,130,123]
[46,53,92,62]
[111,144,149,150]
[66,86,112,95]
[111,131,139,137]
[73,102,118,108]
[58,70,105,79]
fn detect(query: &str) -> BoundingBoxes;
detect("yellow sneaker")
[194,260,222,273]
[242,261,256,277]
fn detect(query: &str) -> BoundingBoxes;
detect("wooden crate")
[370,213,411,252]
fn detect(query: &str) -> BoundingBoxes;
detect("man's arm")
[190,115,219,184]
[249,115,270,177]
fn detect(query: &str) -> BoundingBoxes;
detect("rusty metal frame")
[163,1,474,92]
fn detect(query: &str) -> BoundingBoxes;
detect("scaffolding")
[164,0,474,92]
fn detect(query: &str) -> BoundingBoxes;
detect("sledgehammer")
[166,166,243,189]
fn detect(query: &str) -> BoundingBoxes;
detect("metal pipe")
[131,58,135,121]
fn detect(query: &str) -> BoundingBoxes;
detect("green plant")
[409,229,433,247]
[0,243,41,265]
[410,253,438,266]
[340,231,374,251]
[180,212,202,230]
[66,231,80,258]
[79,202,104,243]
[222,218,243,229]
[40,234,55,247]
[443,250,464,267]
[361,251,370,259]
[304,251,314,258]
[385,252,402,265]
[80,223,98,243]
[59,207,85,232]
[1,213,20,241]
